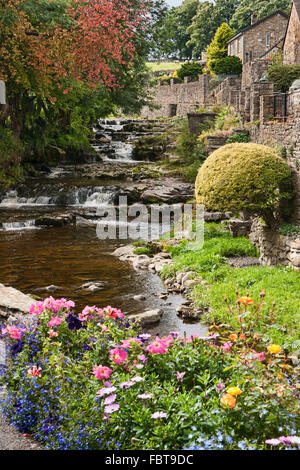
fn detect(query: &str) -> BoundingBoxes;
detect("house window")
[238,37,243,53]
[266,34,271,47]
[231,42,236,55]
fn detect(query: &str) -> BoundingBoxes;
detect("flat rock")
[0,284,35,314]
[127,309,163,326]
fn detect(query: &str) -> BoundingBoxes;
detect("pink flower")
[97,386,117,398]
[29,301,44,315]
[48,329,58,338]
[121,337,142,349]
[103,306,124,319]
[93,365,113,380]
[28,366,41,377]
[151,411,167,419]
[104,394,117,405]
[176,371,186,382]
[138,354,147,364]
[146,339,167,354]
[1,326,25,340]
[109,347,127,365]
[47,317,62,327]
[221,342,232,352]
[104,403,120,414]
[255,352,265,362]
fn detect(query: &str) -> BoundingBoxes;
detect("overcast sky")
[166,0,183,7]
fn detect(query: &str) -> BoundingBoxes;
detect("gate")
[273,92,289,121]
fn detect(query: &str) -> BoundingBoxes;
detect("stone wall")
[140,74,214,118]
[249,219,300,271]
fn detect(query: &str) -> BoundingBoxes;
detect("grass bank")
[160,222,300,351]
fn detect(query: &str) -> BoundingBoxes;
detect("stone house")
[283,0,300,64]
[228,10,289,64]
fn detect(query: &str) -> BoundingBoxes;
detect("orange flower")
[267,344,282,354]
[227,386,242,396]
[229,334,237,341]
[238,296,254,306]
[220,393,236,409]
[253,333,259,340]
[239,333,246,341]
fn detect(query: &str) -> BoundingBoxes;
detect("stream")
[0,119,208,337]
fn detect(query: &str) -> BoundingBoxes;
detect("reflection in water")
[0,225,208,337]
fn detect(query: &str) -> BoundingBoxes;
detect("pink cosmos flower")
[47,317,62,327]
[93,365,113,380]
[48,329,58,338]
[28,366,41,377]
[109,347,127,365]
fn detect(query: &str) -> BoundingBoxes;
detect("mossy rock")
[195,143,294,226]
[132,135,168,162]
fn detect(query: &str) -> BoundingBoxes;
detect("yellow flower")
[220,393,236,409]
[267,344,282,354]
[227,386,242,396]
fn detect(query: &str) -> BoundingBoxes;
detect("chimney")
[251,12,258,25]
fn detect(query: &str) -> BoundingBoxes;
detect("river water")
[0,119,207,337]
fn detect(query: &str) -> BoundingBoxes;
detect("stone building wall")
[228,12,288,64]
[283,0,300,65]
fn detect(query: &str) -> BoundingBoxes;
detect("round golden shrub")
[195,143,294,225]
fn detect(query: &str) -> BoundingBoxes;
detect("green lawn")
[146,61,182,72]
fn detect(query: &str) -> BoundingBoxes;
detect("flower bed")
[0,296,299,450]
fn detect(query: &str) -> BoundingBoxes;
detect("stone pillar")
[250,82,274,122]
[260,95,275,123]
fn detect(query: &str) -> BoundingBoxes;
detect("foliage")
[177,62,203,81]
[230,0,292,31]
[226,132,250,144]
[278,223,300,236]
[173,120,209,181]
[187,1,240,59]
[0,296,299,449]
[267,64,300,93]
[214,56,243,76]
[195,143,294,227]
[0,128,24,188]
[206,23,235,73]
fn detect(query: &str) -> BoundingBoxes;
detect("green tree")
[187,1,240,58]
[206,23,235,72]
[230,0,292,31]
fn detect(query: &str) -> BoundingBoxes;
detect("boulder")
[127,309,163,326]
[0,284,35,314]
